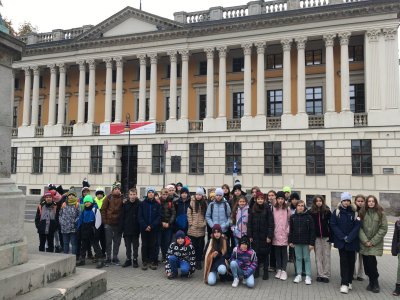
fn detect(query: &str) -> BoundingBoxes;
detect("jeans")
[104,224,122,260]
[230,261,255,288]
[124,234,139,260]
[161,228,173,259]
[294,244,311,276]
[62,232,77,255]
[362,255,379,281]
[275,246,288,271]
[339,249,356,286]
[168,255,190,276]
[207,265,227,285]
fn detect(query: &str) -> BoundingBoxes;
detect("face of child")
[112,187,121,196]
[195,194,203,201]
[215,194,223,202]
[277,197,285,206]
[367,197,375,208]
[96,193,103,200]
[177,186,182,191]
[84,201,92,207]
[213,231,221,239]
[161,192,168,200]
[268,193,276,202]
[68,194,75,200]
[181,192,188,200]
[234,189,241,197]
[45,196,53,203]
[168,188,175,196]
[155,194,159,201]
[238,198,246,208]
[355,197,365,208]
[291,199,298,206]
[342,200,351,208]
[177,237,184,245]
[315,198,323,207]
[223,187,228,193]
[251,189,258,197]
[239,243,248,251]
[129,192,137,202]
[82,190,88,197]
[296,203,305,213]
[147,191,154,199]
[285,192,290,199]
[256,197,264,205]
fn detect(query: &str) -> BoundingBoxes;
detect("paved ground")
[24,222,399,300]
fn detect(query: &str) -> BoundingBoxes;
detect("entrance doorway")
[120,145,138,195]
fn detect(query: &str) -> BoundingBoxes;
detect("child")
[204,224,229,285]
[230,184,245,209]
[248,192,274,280]
[359,195,388,293]
[160,188,176,263]
[330,192,361,294]
[289,200,315,285]
[288,192,300,264]
[392,215,400,296]
[310,195,332,283]
[221,184,231,202]
[231,196,249,246]
[119,188,141,268]
[267,190,277,272]
[248,186,261,209]
[59,190,80,254]
[165,230,196,279]
[187,187,207,270]
[94,187,107,258]
[175,187,190,233]
[76,195,104,268]
[354,194,366,281]
[206,188,231,241]
[35,191,59,253]
[272,191,290,280]
[230,235,258,288]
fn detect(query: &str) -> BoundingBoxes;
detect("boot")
[263,269,269,280]
[132,259,139,268]
[96,259,104,269]
[392,283,400,296]
[372,279,380,293]
[76,258,85,266]
[254,268,260,279]
[122,259,132,268]
[366,279,373,291]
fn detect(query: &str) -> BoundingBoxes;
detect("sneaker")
[142,262,148,271]
[316,277,322,282]
[122,260,132,268]
[280,271,288,281]
[294,275,302,283]
[149,262,158,270]
[242,278,247,285]
[76,259,85,266]
[54,246,62,253]
[322,277,330,283]
[232,278,239,288]
[275,270,282,279]
[112,258,121,266]
[305,276,312,285]
[340,285,349,294]
[132,259,139,268]
[104,259,111,267]
[356,276,364,281]
[348,283,353,290]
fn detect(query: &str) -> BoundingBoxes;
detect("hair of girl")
[310,194,329,213]
[359,195,383,221]
[274,196,287,209]
[231,195,247,225]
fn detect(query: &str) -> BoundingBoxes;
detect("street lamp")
[124,113,131,196]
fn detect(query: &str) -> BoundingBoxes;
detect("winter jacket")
[272,206,291,246]
[100,193,124,225]
[165,238,196,275]
[359,210,388,256]
[392,220,400,256]
[230,246,258,279]
[205,199,232,233]
[330,204,361,251]
[175,198,190,231]
[203,236,229,283]
[310,209,332,239]
[247,203,274,255]
[119,199,140,236]
[289,211,316,246]
[59,202,80,233]
[95,195,107,210]
[160,198,176,226]
[231,205,249,239]
[138,197,161,232]
[187,199,207,237]
[77,204,102,239]
[35,202,59,235]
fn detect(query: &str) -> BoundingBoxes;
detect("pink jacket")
[272,206,290,246]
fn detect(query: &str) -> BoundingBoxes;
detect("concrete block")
[281,113,308,129]
[241,116,266,131]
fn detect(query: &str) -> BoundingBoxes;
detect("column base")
[73,123,94,136]
[17,126,35,138]
[281,113,308,129]
[368,109,400,126]
[44,124,63,137]
[166,119,189,133]
[241,115,266,131]
[203,117,227,132]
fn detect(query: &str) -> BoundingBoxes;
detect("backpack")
[210,202,229,219]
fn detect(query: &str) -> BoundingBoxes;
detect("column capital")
[204,47,215,59]
[47,64,57,73]
[87,59,96,70]
[382,27,397,41]
[241,42,253,55]
[22,66,31,74]
[295,37,307,50]
[366,29,381,43]
[137,54,147,65]
[217,46,228,58]
[338,32,351,45]
[77,60,86,71]
[323,34,336,47]
[103,58,113,68]
[281,39,292,51]
[179,50,190,61]
[57,63,66,73]
[113,57,123,67]
[31,65,39,75]
[148,53,158,64]
[255,41,266,54]
[167,50,178,62]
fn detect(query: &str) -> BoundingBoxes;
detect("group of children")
[34,181,399,295]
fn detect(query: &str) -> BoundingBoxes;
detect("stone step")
[15,268,107,300]
[0,253,76,300]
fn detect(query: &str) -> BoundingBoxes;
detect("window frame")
[225,142,241,175]
[232,57,244,73]
[305,49,323,66]
[32,147,44,174]
[199,61,207,76]
[11,147,17,174]
[306,141,325,176]
[267,89,283,117]
[350,84,365,113]
[264,142,282,175]
[306,86,323,115]
[348,45,364,62]
[90,145,103,174]
[59,146,72,174]
[351,139,372,176]
[232,92,245,119]
[266,53,283,70]
[189,143,204,175]
[152,144,164,174]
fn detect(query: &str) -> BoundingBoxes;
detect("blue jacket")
[205,199,231,233]
[174,198,190,231]
[330,204,361,251]
[138,197,161,232]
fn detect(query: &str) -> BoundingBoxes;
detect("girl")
[231,196,249,246]
[272,191,290,281]
[222,184,231,202]
[187,187,208,270]
[289,200,315,285]
[392,216,400,296]
[248,192,274,280]
[248,186,261,209]
[59,190,80,255]
[204,224,229,285]
[354,194,366,281]
[359,195,388,293]
[310,195,331,283]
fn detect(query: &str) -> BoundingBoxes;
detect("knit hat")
[290,192,300,201]
[255,191,264,200]
[212,224,222,233]
[239,235,250,247]
[82,178,90,188]
[112,181,121,190]
[67,188,77,197]
[175,230,185,240]
[44,191,53,198]
[341,192,352,202]
[283,186,292,193]
[180,187,189,195]
[48,184,57,191]
[95,186,105,196]
[81,186,90,193]
[166,184,175,190]
[196,187,204,196]
[215,188,224,196]
[146,186,156,195]
[276,191,286,199]
[234,179,241,188]
[83,195,93,204]
[176,182,183,188]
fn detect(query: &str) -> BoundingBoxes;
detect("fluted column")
[87,59,96,124]
[242,43,253,117]
[149,53,158,122]
[339,32,351,112]
[57,63,66,125]
[324,34,336,113]
[47,64,57,125]
[296,37,307,114]
[114,57,123,123]
[30,66,40,126]
[256,42,266,116]
[180,50,189,120]
[138,54,147,122]
[168,51,177,120]
[205,47,215,119]
[281,39,292,115]
[22,67,31,126]
[217,46,227,118]
[77,60,86,124]
[103,58,113,123]
[382,27,399,109]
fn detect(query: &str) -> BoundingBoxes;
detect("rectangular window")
[85,72,90,85]
[165,96,181,120]
[59,146,71,174]
[39,76,44,89]
[349,45,364,62]
[189,143,204,174]
[233,92,244,118]
[90,146,103,174]
[267,90,283,117]
[225,142,241,174]
[12,106,18,128]
[38,104,42,127]
[152,144,164,174]
[232,57,244,72]
[350,84,365,113]
[146,66,151,81]
[112,69,117,83]
[14,78,20,89]
[352,140,372,175]
[32,147,43,174]
[264,142,282,175]
[11,147,17,174]
[199,94,207,120]
[306,87,323,115]
[84,102,88,123]
[166,64,181,78]
[266,53,283,69]
[305,49,323,66]
[306,141,325,175]
[111,100,116,122]
[199,61,207,76]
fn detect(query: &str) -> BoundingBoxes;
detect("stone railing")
[92,124,100,136]
[227,119,241,131]
[12,128,18,138]
[20,25,93,45]
[308,115,325,128]
[186,10,211,23]
[62,125,74,136]
[263,0,288,13]
[266,117,282,129]
[189,121,203,132]
[354,113,368,127]
[299,0,330,8]
[156,122,166,134]
[223,5,249,19]
[34,126,44,137]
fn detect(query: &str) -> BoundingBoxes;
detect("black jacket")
[310,209,331,239]
[289,211,316,246]
[247,203,274,255]
[119,199,140,236]
[161,199,176,225]
[35,202,59,235]
[392,220,400,256]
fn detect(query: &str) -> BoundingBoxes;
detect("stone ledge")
[0,237,28,271]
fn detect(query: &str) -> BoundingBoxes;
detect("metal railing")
[227,119,241,131]
[92,124,100,136]
[308,115,325,128]
[62,125,73,136]
[266,117,282,129]
[189,121,203,132]
[354,113,368,127]
[156,122,166,134]
[34,126,44,137]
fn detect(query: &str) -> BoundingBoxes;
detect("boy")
[119,188,140,268]
[95,186,107,257]
[59,190,80,254]
[175,187,190,233]
[35,191,59,252]
[160,188,176,263]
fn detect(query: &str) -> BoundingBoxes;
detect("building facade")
[10,0,400,210]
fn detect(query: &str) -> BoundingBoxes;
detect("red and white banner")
[100,122,156,135]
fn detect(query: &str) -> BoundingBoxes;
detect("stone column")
[22,67,31,126]
[30,66,40,127]
[87,59,96,124]
[77,60,86,124]
[168,51,177,120]
[296,37,307,115]
[217,46,227,119]
[281,39,292,116]
[242,43,253,118]
[149,53,158,122]
[205,47,215,119]
[256,42,266,116]
[138,54,147,122]
[47,64,57,126]
[57,63,66,125]
[382,27,399,110]
[339,32,351,112]
[114,57,123,123]
[103,58,113,123]
[180,50,189,120]
[324,34,336,113]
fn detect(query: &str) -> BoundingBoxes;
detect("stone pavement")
[24,222,398,300]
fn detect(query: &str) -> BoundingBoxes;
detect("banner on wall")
[100,122,156,135]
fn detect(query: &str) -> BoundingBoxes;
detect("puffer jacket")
[161,198,176,226]
[165,238,196,275]
[392,220,400,256]
[187,199,207,237]
[59,202,80,233]
[231,205,249,239]
[359,210,388,256]
[288,210,315,246]
[310,209,332,239]
[205,199,231,233]
[230,246,258,279]
[272,206,290,246]
[100,193,124,225]
[247,203,274,255]
[35,202,59,235]
[119,199,140,236]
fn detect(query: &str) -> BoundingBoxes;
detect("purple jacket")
[230,247,258,278]
[231,205,249,239]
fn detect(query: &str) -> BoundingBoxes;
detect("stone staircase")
[24,196,40,223]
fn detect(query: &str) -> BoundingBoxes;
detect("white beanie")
[196,187,204,196]
[341,192,352,201]
[215,188,224,196]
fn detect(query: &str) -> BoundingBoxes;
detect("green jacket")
[359,210,388,256]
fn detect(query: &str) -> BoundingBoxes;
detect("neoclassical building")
[10,0,400,209]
